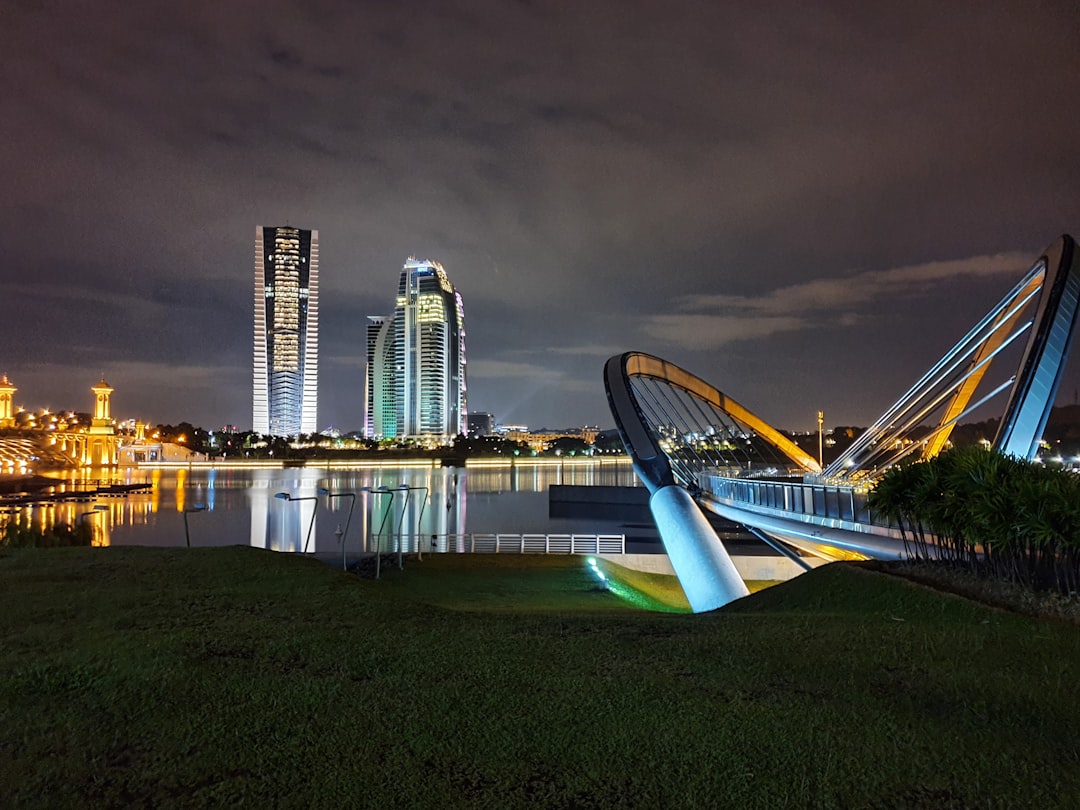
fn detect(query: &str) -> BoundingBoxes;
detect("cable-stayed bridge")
[605,235,1080,611]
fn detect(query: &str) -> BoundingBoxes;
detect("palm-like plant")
[867,465,912,556]
[870,445,1080,596]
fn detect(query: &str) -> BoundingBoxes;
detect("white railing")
[370,532,625,555]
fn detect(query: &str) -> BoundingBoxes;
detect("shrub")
[1,518,94,548]
[869,447,1080,595]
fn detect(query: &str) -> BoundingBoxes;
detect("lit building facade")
[84,378,118,466]
[253,226,319,436]
[467,411,495,437]
[365,258,467,441]
[0,375,16,428]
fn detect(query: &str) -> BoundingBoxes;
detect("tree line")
[150,425,627,459]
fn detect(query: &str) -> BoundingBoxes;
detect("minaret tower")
[85,378,118,466]
[0,375,15,429]
[91,378,114,426]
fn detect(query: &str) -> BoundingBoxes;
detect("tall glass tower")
[366,258,466,440]
[253,226,319,436]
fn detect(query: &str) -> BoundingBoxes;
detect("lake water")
[4,460,643,554]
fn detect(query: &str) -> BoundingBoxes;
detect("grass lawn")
[2,546,1079,808]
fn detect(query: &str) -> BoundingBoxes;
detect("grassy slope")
[1,547,1079,809]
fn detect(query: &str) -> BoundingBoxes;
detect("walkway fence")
[700,475,888,528]
[369,532,626,555]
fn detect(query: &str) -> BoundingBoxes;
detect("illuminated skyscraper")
[365,258,467,440]
[253,226,319,436]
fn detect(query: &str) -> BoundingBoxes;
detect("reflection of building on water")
[0,467,162,547]
[245,467,470,556]
[372,468,467,554]
[0,493,158,548]
[248,469,320,552]
[241,464,631,555]
[2,462,637,553]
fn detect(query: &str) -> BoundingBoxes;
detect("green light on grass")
[583,556,691,613]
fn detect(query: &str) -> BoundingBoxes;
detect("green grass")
[2,547,1079,808]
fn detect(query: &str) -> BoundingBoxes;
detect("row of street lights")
[274,483,429,577]
[175,483,430,576]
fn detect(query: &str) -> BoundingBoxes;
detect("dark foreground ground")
[2,547,1079,808]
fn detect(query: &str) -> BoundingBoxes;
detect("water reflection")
[0,460,637,553]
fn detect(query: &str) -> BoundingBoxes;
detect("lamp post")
[183,503,207,548]
[78,504,108,545]
[274,492,320,554]
[396,485,429,563]
[358,486,395,579]
[817,410,824,468]
[317,486,356,570]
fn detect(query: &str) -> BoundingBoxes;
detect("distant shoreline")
[131,455,633,471]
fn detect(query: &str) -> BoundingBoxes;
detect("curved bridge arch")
[605,352,819,495]
[603,235,1080,611]
[605,352,823,612]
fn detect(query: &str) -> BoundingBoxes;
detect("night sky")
[4,1,1080,433]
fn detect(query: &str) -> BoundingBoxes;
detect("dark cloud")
[2,0,1080,431]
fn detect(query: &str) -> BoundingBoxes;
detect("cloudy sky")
[3,0,1080,433]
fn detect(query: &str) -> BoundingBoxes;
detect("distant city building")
[0,374,16,429]
[253,226,319,436]
[0,379,122,470]
[467,411,495,437]
[85,378,119,466]
[499,425,600,452]
[363,316,386,439]
[365,258,467,441]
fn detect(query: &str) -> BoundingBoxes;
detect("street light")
[396,484,429,564]
[817,410,824,468]
[78,504,108,523]
[317,486,356,570]
[78,504,108,544]
[358,486,395,579]
[274,492,320,554]
[183,503,207,548]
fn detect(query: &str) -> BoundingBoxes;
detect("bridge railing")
[699,474,893,529]
[370,532,626,555]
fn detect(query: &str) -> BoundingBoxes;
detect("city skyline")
[3,2,1080,433]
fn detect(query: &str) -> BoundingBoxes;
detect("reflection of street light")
[183,503,207,548]
[274,492,320,554]
[359,486,394,579]
[78,504,108,545]
[396,485,429,564]
[317,486,356,570]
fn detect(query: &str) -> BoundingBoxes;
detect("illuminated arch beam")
[994,235,1080,459]
[610,352,821,479]
[922,269,1045,460]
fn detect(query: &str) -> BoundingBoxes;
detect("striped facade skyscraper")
[365,258,466,441]
[253,226,319,436]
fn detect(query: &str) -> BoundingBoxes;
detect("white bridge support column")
[650,484,749,612]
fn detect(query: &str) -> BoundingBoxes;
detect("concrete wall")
[600,552,823,581]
